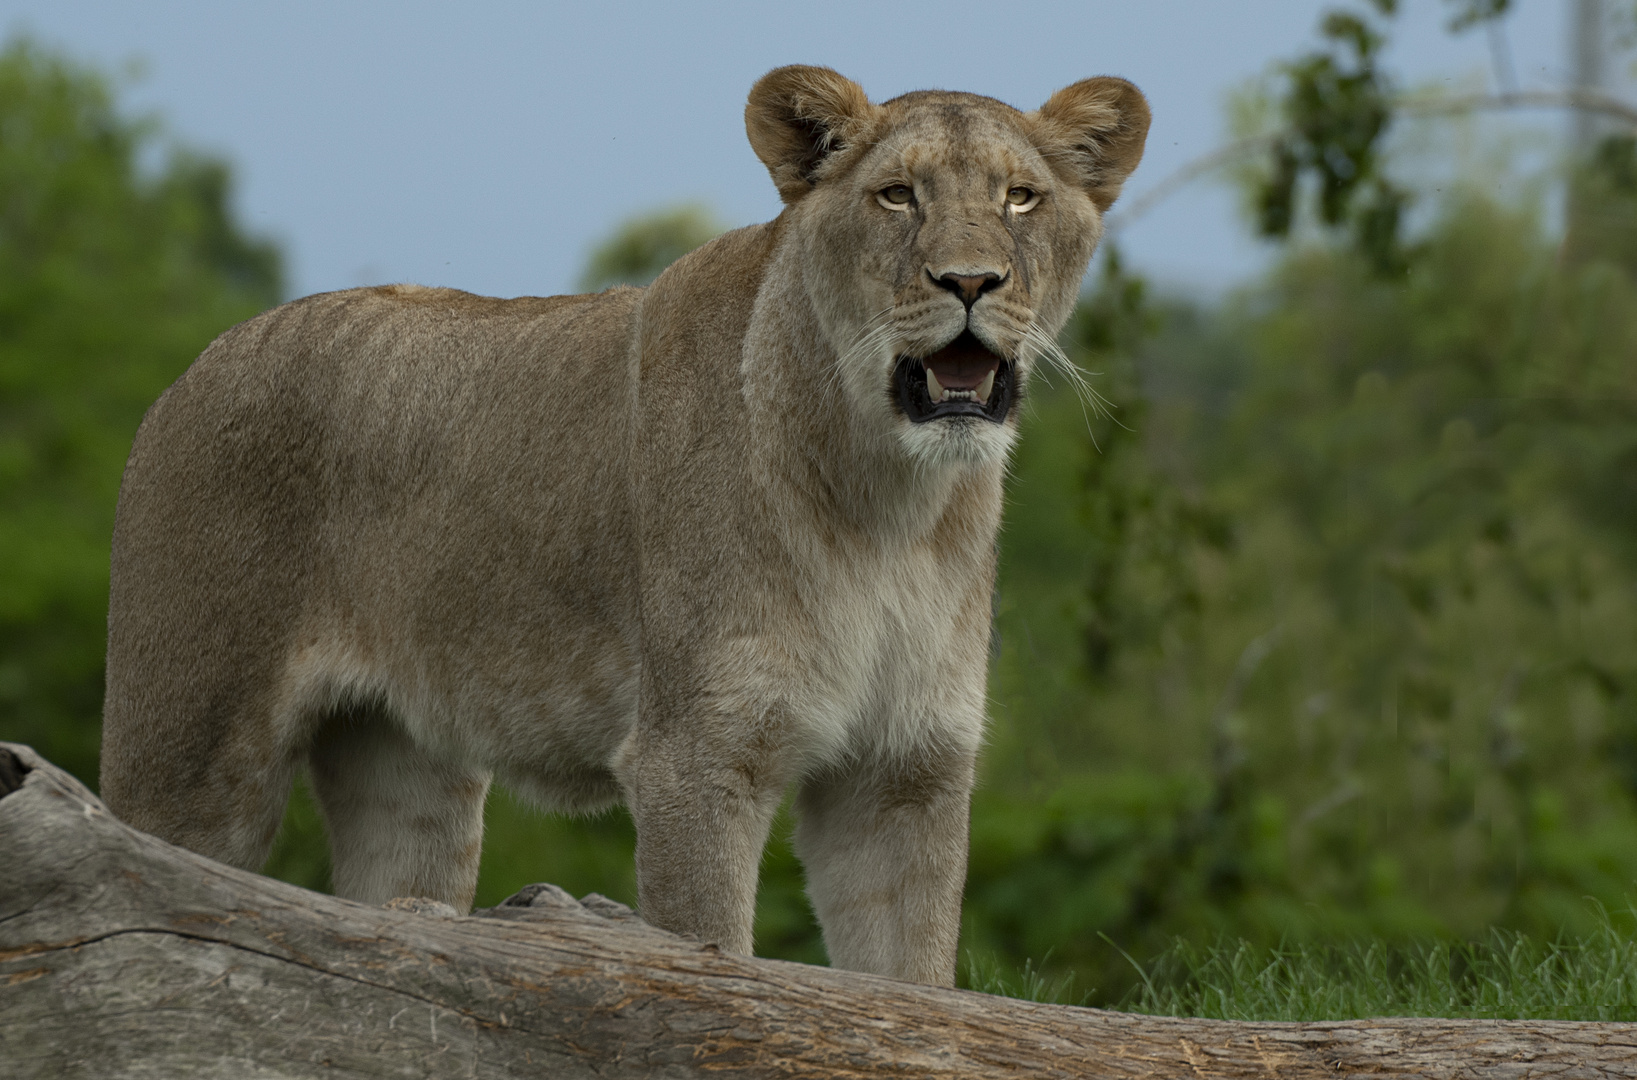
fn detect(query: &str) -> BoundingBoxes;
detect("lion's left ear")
[746,66,878,203]
[1029,77,1151,213]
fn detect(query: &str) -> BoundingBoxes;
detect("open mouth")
[893,331,1014,424]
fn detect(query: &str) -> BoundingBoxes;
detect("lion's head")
[746,66,1150,468]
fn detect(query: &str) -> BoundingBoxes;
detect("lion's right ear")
[746,66,877,203]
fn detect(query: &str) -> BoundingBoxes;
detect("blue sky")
[0,1,1590,300]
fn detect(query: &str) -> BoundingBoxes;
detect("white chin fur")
[898,415,1018,469]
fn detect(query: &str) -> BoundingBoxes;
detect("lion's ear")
[746,66,876,203]
[1029,77,1151,213]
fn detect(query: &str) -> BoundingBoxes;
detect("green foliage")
[577,203,724,290]
[1566,134,1637,276]
[261,775,331,893]
[474,792,637,908]
[1256,3,1407,275]
[0,39,280,784]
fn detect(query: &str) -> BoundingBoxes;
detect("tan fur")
[99,66,1148,986]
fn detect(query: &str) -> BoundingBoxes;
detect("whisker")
[1019,319,1128,452]
[831,309,899,399]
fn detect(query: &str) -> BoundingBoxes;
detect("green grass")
[962,950,1089,1005]
[976,915,1637,1020]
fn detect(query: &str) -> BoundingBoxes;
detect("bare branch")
[1106,89,1637,235]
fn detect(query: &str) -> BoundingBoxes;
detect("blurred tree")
[1566,134,1637,274]
[1252,0,1517,276]
[968,183,1637,1002]
[577,203,724,291]
[1255,1,1407,275]
[0,39,281,787]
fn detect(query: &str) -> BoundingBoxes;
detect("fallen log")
[2,740,1635,1079]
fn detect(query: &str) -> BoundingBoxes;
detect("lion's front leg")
[794,745,977,986]
[617,721,787,955]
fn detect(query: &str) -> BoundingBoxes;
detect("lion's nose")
[932,271,1003,309]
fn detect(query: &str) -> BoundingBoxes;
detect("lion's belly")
[282,540,986,812]
[282,564,643,814]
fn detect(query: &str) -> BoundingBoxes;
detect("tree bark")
[3,741,1635,1079]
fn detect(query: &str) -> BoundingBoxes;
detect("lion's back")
[119,281,641,537]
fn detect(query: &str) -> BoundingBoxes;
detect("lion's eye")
[877,184,914,210]
[1006,186,1040,211]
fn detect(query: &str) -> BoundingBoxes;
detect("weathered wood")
[2,740,1635,1079]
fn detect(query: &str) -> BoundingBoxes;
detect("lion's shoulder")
[638,222,781,371]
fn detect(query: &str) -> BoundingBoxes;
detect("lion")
[98,65,1148,986]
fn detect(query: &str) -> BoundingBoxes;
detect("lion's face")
[747,68,1150,468]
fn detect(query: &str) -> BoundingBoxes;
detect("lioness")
[100,66,1148,985]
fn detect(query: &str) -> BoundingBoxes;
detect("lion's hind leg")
[100,641,303,878]
[306,703,492,911]
[101,719,299,878]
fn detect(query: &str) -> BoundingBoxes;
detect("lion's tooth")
[976,369,996,404]
[926,367,944,403]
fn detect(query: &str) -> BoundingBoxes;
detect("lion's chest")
[779,540,993,765]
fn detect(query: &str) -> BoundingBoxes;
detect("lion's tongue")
[925,356,999,390]
[924,335,1000,402]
